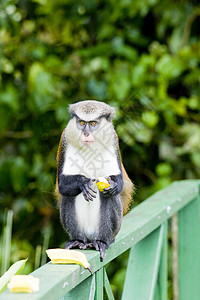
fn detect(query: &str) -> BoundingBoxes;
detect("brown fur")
[120,161,135,215]
[115,131,134,215]
[55,129,65,205]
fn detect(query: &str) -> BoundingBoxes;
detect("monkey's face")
[65,116,114,149]
[76,117,100,145]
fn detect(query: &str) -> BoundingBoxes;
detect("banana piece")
[8,275,39,293]
[95,177,110,192]
[46,248,93,274]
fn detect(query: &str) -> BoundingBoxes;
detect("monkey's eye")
[90,121,96,126]
[80,120,86,126]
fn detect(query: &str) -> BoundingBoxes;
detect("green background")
[0,0,200,298]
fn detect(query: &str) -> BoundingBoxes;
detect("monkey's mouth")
[81,140,95,145]
[80,133,95,145]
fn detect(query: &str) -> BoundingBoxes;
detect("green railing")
[1,180,200,300]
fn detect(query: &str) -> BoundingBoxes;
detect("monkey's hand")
[81,179,97,202]
[102,177,118,196]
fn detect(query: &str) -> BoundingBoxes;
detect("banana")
[46,248,93,274]
[8,275,39,293]
[95,177,110,192]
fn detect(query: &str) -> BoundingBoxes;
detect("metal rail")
[1,180,200,300]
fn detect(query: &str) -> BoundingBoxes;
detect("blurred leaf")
[0,259,27,294]
[112,268,126,293]
[159,139,177,162]
[0,106,12,130]
[131,64,146,86]
[156,54,185,79]
[55,106,68,122]
[169,98,187,117]
[191,152,200,168]
[130,121,153,143]
[112,37,138,61]
[155,178,172,190]
[89,57,109,72]
[2,58,14,74]
[27,62,56,111]
[87,79,107,99]
[31,154,43,177]
[10,157,29,192]
[0,85,19,111]
[156,162,173,177]
[168,27,184,53]
[180,123,200,151]
[117,124,135,147]
[12,198,34,215]
[141,111,159,128]
[32,45,47,59]
[109,69,131,101]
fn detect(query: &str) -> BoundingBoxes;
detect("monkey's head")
[65,100,116,148]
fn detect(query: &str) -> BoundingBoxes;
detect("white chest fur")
[62,144,120,178]
[75,188,100,240]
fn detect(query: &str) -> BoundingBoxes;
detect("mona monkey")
[55,100,134,261]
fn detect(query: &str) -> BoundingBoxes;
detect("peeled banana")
[95,177,110,192]
[8,275,39,293]
[46,248,93,274]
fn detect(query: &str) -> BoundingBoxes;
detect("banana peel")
[8,275,39,293]
[46,249,93,274]
[95,177,110,192]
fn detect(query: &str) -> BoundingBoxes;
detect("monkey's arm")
[58,174,96,201]
[102,174,123,196]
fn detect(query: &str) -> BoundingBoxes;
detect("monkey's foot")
[65,240,108,262]
[92,240,108,262]
[65,240,85,250]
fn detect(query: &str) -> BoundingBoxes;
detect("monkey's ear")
[105,114,113,122]
[69,112,76,119]
[68,108,77,119]
[105,106,116,121]
[68,104,76,118]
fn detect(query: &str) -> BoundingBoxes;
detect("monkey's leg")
[92,240,108,262]
[77,240,107,261]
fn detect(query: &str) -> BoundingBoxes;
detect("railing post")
[158,221,168,300]
[104,269,115,300]
[178,186,200,300]
[94,268,104,300]
[122,223,167,300]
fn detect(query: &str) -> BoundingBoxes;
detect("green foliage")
[0,0,200,298]
[0,211,13,276]
[0,259,27,294]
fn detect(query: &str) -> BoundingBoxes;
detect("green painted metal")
[154,283,159,300]
[104,269,115,300]
[178,194,200,300]
[0,180,199,300]
[172,213,178,300]
[158,221,168,300]
[94,268,103,300]
[154,222,168,300]
[60,274,95,300]
[122,224,165,300]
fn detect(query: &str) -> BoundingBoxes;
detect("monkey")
[55,100,134,261]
